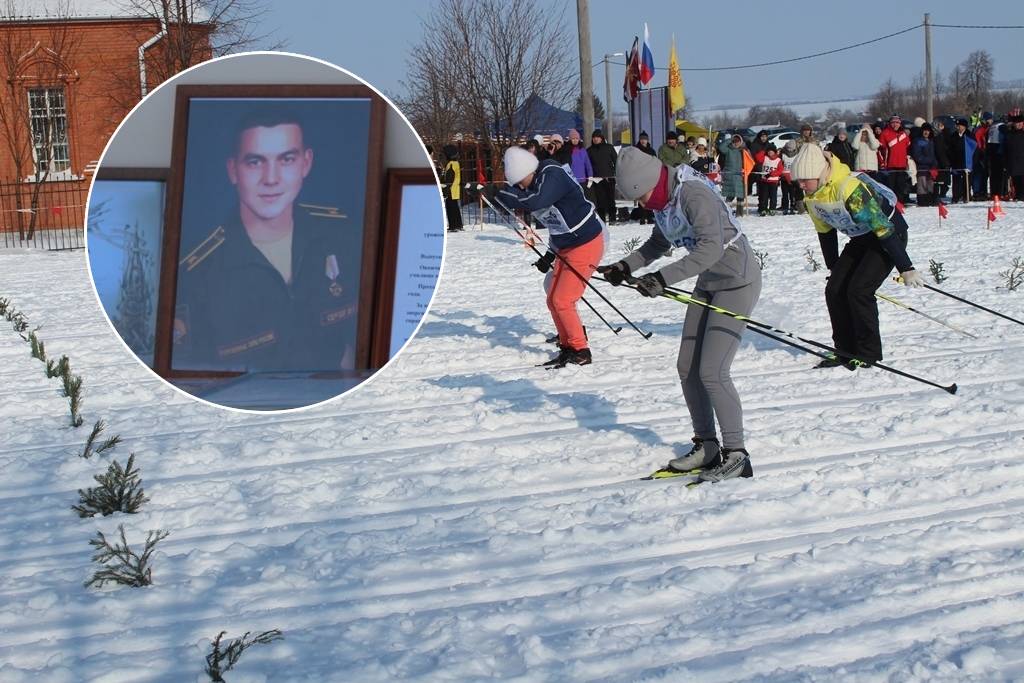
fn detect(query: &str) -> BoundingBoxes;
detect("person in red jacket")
[878,114,911,205]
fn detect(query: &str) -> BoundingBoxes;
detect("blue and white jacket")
[496,160,604,252]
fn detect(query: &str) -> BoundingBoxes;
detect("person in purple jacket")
[566,129,593,184]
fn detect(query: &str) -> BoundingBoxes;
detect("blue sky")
[264,0,1024,110]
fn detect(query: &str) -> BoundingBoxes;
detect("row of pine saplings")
[0,296,281,682]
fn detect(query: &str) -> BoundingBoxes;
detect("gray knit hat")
[616,146,665,200]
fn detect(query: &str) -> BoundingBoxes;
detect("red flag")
[623,37,640,102]
[476,153,485,185]
[938,202,949,219]
[988,207,998,223]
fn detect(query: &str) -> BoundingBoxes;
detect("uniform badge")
[326,254,343,296]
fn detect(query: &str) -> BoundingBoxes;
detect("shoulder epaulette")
[300,202,347,219]
[180,226,226,271]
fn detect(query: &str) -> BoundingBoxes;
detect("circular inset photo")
[86,52,445,411]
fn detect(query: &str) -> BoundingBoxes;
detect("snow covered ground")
[2,200,1024,681]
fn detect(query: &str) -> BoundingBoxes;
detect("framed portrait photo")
[371,169,445,368]
[87,168,169,368]
[156,84,385,380]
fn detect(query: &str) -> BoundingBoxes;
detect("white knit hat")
[696,137,707,146]
[504,146,539,185]
[616,146,665,200]
[790,144,829,181]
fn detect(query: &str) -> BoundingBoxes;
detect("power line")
[595,24,922,73]
[931,23,1024,29]
[594,21,1024,75]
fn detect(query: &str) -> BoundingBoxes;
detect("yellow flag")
[668,35,685,113]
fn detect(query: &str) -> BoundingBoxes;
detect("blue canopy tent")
[494,94,582,138]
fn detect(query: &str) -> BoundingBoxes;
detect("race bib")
[811,200,867,237]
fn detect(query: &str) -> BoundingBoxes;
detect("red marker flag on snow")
[623,36,640,102]
[988,207,998,223]
[640,23,655,85]
[938,202,949,219]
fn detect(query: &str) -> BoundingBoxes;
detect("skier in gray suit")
[600,146,762,482]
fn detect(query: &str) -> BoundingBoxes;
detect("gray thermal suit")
[622,166,762,449]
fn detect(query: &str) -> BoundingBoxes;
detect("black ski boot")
[541,346,592,369]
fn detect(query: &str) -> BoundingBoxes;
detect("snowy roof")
[1,0,210,22]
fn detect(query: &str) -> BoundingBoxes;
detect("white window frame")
[26,86,76,181]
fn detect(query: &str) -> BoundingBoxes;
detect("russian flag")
[640,23,654,85]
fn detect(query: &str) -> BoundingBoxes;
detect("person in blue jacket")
[910,123,938,206]
[495,146,605,367]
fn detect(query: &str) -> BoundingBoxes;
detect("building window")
[27,87,71,176]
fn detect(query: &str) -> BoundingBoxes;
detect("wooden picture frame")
[87,167,169,368]
[370,168,445,369]
[154,84,385,382]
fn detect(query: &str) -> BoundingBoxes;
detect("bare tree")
[868,78,902,120]
[959,50,994,110]
[102,0,282,110]
[0,0,80,238]
[746,105,800,129]
[404,0,575,160]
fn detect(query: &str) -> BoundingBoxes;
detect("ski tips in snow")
[641,467,703,481]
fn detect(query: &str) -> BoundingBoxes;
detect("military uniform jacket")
[174,205,359,372]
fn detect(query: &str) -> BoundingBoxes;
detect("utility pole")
[577,0,594,142]
[604,52,624,143]
[925,13,934,122]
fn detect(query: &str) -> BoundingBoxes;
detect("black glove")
[596,260,631,286]
[482,183,500,203]
[533,250,556,273]
[635,271,667,298]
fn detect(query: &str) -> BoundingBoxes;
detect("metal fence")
[0,179,87,250]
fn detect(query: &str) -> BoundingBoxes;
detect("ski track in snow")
[2,206,1024,681]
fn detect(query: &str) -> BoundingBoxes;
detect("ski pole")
[895,278,1024,327]
[482,192,652,339]
[476,195,622,335]
[875,292,977,339]
[624,279,957,394]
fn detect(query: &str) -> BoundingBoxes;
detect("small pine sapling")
[621,236,642,255]
[928,258,947,283]
[29,330,46,362]
[73,454,148,517]
[0,297,9,316]
[84,525,168,588]
[753,248,770,270]
[205,630,284,682]
[78,419,122,459]
[998,257,1024,292]
[10,311,29,339]
[63,374,84,427]
[804,246,821,272]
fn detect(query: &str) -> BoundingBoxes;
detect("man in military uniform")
[174,110,359,372]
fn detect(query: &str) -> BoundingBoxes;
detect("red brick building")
[0,1,211,239]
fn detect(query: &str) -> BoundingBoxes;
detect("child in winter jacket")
[756,145,784,215]
[790,144,925,368]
